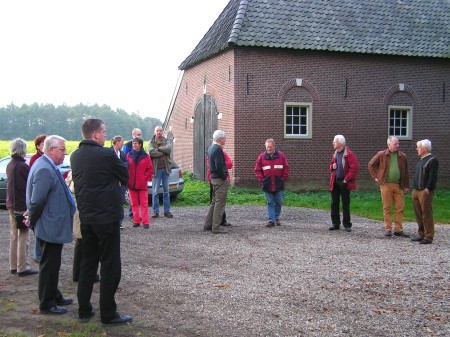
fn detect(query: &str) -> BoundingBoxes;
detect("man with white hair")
[26,135,75,315]
[411,139,439,244]
[368,136,410,237]
[329,135,359,232]
[204,130,229,234]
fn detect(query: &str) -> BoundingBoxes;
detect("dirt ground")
[0,206,449,337]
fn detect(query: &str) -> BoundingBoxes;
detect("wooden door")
[193,94,218,181]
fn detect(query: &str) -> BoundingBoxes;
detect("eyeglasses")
[51,147,66,153]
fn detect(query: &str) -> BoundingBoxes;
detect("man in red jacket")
[329,135,359,232]
[255,139,290,227]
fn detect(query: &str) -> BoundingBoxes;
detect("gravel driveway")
[0,206,449,336]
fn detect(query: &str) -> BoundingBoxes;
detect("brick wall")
[169,48,450,190]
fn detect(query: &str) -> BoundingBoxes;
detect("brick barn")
[164,0,450,190]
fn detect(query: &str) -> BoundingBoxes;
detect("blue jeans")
[152,168,170,215]
[34,237,42,263]
[264,190,284,223]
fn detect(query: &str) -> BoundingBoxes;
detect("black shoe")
[411,236,423,242]
[383,231,392,236]
[56,297,73,306]
[344,227,352,232]
[132,223,140,228]
[18,269,38,277]
[151,213,159,218]
[40,305,67,315]
[164,212,173,218]
[143,224,149,229]
[419,239,432,244]
[79,310,96,323]
[328,226,340,231]
[394,231,409,238]
[102,313,133,325]
[10,269,17,274]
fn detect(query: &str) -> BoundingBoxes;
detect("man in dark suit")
[71,119,131,325]
[26,135,75,315]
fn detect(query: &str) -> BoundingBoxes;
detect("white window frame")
[388,105,412,140]
[284,102,312,139]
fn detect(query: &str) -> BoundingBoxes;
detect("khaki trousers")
[411,189,435,242]
[380,182,405,232]
[8,208,30,273]
[204,178,229,231]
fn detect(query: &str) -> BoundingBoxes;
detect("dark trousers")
[331,179,352,228]
[38,240,64,310]
[77,221,121,322]
[73,238,82,282]
[209,182,226,224]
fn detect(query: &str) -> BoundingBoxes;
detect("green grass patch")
[173,173,450,224]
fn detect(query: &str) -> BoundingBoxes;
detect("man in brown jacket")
[368,136,409,237]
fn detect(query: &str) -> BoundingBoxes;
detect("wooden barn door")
[193,94,218,181]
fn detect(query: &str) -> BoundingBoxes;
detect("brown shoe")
[151,214,159,218]
[164,212,173,218]
[275,219,281,226]
[266,221,275,228]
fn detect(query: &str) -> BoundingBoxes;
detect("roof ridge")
[228,0,249,45]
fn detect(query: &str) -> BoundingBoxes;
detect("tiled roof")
[179,0,450,70]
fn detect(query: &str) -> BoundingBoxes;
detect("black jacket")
[6,155,29,211]
[71,140,129,225]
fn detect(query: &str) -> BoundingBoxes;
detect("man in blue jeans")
[254,139,290,227]
[149,126,173,218]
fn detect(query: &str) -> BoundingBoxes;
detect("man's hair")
[10,138,27,156]
[43,135,66,154]
[34,134,47,148]
[334,135,346,146]
[132,128,142,138]
[81,119,104,140]
[111,135,123,145]
[387,136,398,145]
[154,126,162,135]
[213,130,225,141]
[417,139,432,152]
[265,138,275,147]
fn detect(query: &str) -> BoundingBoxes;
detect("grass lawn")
[173,173,450,224]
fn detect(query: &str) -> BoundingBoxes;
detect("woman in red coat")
[126,138,154,228]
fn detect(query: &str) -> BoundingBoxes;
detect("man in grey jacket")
[26,135,75,315]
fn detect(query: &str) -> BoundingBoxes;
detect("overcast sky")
[0,0,230,122]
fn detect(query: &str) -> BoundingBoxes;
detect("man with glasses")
[26,135,75,315]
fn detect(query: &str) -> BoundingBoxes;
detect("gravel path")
[1,206,449,336]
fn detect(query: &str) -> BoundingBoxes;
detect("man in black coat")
[71,119,131,324]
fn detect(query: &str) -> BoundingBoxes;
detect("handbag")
[12,161,28,230]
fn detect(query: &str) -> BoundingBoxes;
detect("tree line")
[0,103,163,141]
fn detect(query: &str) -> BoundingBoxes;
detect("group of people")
[205,130,439,246]
[6,124,440,324]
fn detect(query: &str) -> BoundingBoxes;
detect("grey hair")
[417,139,432,152]
[154,125,163,134]
[213,130,226,142]
[43,135,66,154]
[334,134,346,146]
[387,136,398,145]
[10,138,27,156]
